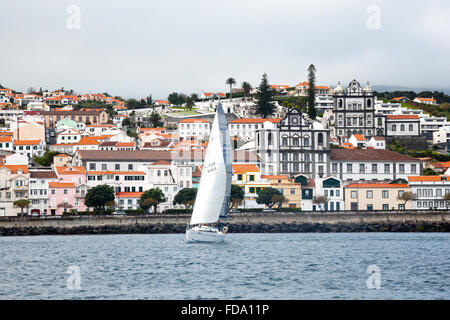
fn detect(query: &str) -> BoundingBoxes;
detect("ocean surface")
[0,233,448,299]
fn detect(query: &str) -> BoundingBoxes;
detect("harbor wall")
[0,211,449,236]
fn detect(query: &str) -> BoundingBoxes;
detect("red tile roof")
[229,118,281,124]
[49,182,75,188]
[386,115,419,119]
[346,183,409,188]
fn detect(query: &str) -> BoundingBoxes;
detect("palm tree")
[226,77,236,101]
[241,81,252,100]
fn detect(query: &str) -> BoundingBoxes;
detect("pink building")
[50,166,88,215]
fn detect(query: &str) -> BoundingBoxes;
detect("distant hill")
[373,85,450,95]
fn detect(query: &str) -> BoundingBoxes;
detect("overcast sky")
[1,0,449,99]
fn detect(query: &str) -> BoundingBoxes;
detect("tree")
[173,188,198,210]
[272,194,288,210]
[147,94,153,105]
[256,187,282,208]
[255,73,276,118]
[57,202,73,213]
[13,199,30,216]
[33,149,58,167]
[229,184,245,209]
[307,64,317,120]
[185,96,195,111]
[168,92,186,106]
[122,117,134,128]
[149,112,163,127]
[443,193,450,209]
[226,77,236,100]
[126,98,139,109]
[241,81,252,100]
[85,185,115,213]
[139,188,166,213]
[397,191,416,209]
[313,196,328,211]
[190,93,199,102]
[423,167,439,176]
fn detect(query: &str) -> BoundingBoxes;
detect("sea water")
[0,233,448,299]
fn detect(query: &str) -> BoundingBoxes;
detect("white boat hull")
[185,226,225,243]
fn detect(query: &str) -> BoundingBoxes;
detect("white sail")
[190,102,232,225]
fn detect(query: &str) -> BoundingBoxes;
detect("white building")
[367,136,386,150]
[330,149,422,182]
[408,175,450,210]
[29,170,58,216]
[13,140,46,158]
[229,118,281,142]
[433,125,450,145]
[348,134,367,148]
[178,119,211,141]
[298,176,344,211]
[413,97,437,105]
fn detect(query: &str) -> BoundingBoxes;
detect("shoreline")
[1,222,449,237]
[1,211,449,236]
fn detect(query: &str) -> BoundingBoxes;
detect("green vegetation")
[276,96,308,112]
[230,184,245,209]
[168,92,187,106]
[423,168,439,176]
[241,81,252,99]
[149,112,163,127]
[255,187,285,208]
[254,73,276,118]
[307,64,317,120]
[139,188,166,213]
[13,199,30,215]
[387,138,450,162]
[173,188,197,210]
[226,77,236,100]
[85,185,115,213]
[33,149,58,167]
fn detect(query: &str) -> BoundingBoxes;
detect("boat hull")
[185,226,225,243]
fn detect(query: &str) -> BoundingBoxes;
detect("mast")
[189,101,231,225]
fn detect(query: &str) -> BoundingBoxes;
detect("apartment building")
[330,149,422,182]
[408,175,450,210]
[29,170,58,215]
[0,165,29,216]
[344,182,412,211]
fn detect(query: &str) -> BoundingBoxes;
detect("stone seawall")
[0,211,449,236]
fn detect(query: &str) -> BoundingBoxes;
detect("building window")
[237,174,243,181]
[332,163,338,173]
[372,164,377,173]
[398,190,405,198]
[351,191,357,198]
[411,164,417,174]
[384,164,390,173]
[366,190,373,198]
[392,125,396,132]
[409,124,413,131]
[249,175,255,182]
[399,164,405,174]
[382,204,389,210]
[359,164,365,173]
[347,164,353,173]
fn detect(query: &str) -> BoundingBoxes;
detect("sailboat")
[185,101,232,243]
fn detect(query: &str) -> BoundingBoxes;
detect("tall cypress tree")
[255,73,275,118]
[307,64,317,120]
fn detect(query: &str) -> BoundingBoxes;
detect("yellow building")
[262,175,301,208]
[232,164,270,209]
[54,154,72,167]
[344,183,412,211]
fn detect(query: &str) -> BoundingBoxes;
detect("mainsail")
[190,102,232,225]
